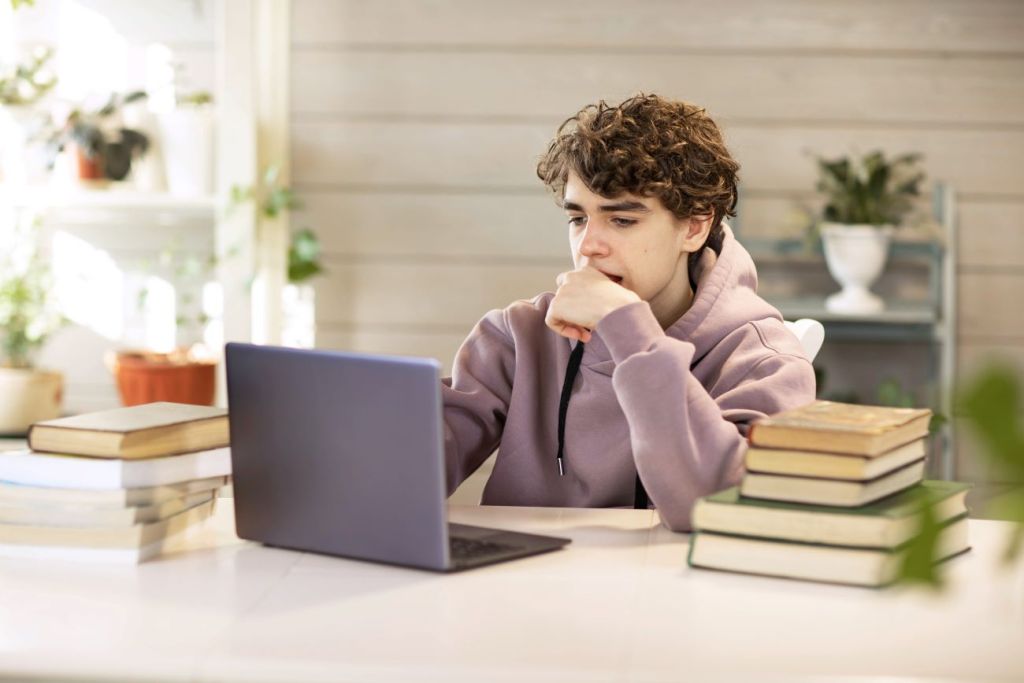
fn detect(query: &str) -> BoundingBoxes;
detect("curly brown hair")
[536,94,740,269]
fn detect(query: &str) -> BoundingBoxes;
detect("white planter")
[282,283,316,349]
[821,222,894,315]
[157,106,214,197]
[0,367,63,434]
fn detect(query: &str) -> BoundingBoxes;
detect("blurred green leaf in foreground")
[894,362,1024,588]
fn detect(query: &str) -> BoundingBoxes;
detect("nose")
[577,221,610,259]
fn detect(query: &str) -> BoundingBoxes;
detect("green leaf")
[814,150,924,227]
[287,228,324,284]
[893,491,945,589]
[959,364,1024,479]
[957,362,1024,562]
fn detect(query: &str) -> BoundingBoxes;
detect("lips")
[599,270,624,284]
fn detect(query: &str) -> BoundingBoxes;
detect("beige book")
[28,402,229,459]
[0,490,216,527]
[0,475,227,507]
[0,498,215,548]
[748,400,931,456]
[745,438,926,481]
[740,459,925,507]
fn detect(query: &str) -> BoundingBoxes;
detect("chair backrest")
[783,318,825,362]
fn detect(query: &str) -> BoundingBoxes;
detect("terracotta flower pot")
[109,350,216,407]
[72,143,104,180]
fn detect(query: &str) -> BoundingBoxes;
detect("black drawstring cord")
[555,339,649,509]
[556,341,586,477]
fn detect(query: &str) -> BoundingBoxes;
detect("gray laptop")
[225,342,570,571]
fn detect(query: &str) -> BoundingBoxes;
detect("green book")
[691,480,970,548]
[687,514,970,588]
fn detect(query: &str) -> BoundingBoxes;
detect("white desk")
[0,505,1022,682]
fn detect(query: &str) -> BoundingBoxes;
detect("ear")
[680,213,714,252]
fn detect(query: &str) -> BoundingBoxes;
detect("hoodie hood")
[584,224,782,366]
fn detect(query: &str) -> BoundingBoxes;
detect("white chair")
[784,318,825,362]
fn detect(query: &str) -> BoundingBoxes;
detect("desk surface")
[1,504,1022,683]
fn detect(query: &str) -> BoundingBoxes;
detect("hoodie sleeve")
[440,308,516,495]
[595,300,816,532]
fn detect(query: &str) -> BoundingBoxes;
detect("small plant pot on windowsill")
[107,350,216,407]
[820,222,894,315]
[0,367,63,435]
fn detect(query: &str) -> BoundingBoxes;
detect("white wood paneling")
[317,328,468,375]
[292,121,1024,197]
[291,0,1024,54]
[291,51,1024,126]
[314,261,560,328]
[297,191,568,259]
[958,343,1024,389]
[958,201,1024,269]
[958,273,1024,338]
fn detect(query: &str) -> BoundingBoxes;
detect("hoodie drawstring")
[556,340,650,509]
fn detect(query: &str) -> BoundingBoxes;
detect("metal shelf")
[734,183,958,480]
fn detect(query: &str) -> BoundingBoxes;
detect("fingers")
[545,312,592,342]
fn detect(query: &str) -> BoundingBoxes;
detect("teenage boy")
[441,94,816,531]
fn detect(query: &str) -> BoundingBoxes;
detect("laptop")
[225,342,570,571]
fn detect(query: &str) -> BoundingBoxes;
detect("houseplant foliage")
[0,46,56,106]
[0,47,57,185]
[0,218,65,432]
[231,165,324,347]
[815,150,926,315]
[893,363,1024,588]
[48,91,150,182]
[817,151,925,226]
[231,165,325,284]
[0,229,62,369]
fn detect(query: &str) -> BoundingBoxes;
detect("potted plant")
[815,150,925,314]
[0,219,65,433]
[48,91,150,183]
[109,241,219,407]
[232,165,325,348]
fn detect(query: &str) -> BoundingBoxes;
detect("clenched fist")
[545,266,641,342]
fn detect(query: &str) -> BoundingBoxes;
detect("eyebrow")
[562,200,651,213]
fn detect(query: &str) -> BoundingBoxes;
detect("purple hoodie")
[441,226,816,531]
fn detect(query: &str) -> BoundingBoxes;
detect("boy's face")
[562,172,711,320]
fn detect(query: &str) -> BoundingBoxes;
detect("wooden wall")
[289,0,1024,483]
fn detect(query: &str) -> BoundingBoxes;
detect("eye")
[611,217,637,227]
[567,215,587,227]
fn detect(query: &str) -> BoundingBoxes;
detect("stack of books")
[0,402,231,563]
[689,400,971,587]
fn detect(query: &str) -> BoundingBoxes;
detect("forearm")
[597,301,815,532]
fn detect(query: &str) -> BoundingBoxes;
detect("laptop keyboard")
[449,535,522,561]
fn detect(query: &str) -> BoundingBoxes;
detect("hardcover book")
[739,458,924,507]
[745,438,926,481]
[0,498,215,548]
[748,400,931,456]
[0,490,216,527]
[688,515,969,587]
[28,402,229,459]
[0,447,231,490]
[692,480,970,547]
